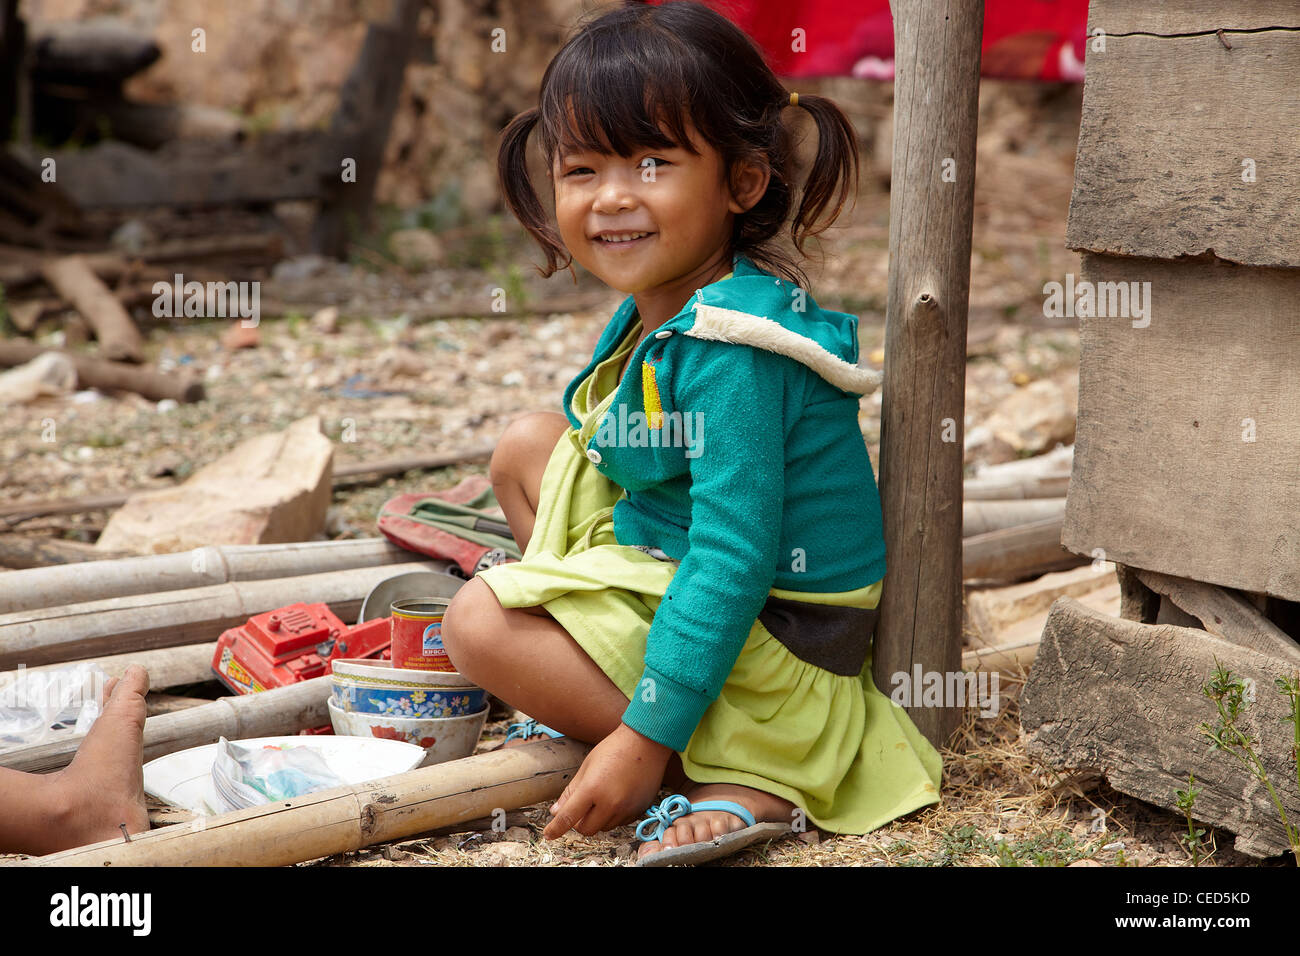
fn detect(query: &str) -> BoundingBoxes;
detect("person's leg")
[490,410,571,554]
[0,664,150,856]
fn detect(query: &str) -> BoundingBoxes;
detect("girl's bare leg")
[451,411,688,787]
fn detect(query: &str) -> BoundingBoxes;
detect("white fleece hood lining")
[687,303,881,395]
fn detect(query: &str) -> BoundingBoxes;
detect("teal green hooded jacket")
[561,253,886,752]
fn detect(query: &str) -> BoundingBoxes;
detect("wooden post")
[311,0,424,258]
[875,0,983,748]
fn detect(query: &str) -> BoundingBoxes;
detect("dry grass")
[306,678,1284,868]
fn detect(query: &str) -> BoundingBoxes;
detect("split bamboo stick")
[27,738,590,866]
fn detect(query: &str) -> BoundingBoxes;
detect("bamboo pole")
[875,0,984,748]
[962,498,1066,537]
[0,642,217,694]
[26,738,590,866]
[0,676,331,773]
[0,561,443,669]
[0,537,445,615]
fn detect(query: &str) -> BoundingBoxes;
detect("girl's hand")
[542,723,672,840]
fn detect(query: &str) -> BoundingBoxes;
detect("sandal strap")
[504,718,563,742]
[635,794,757,843]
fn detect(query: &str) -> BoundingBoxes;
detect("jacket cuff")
[620,664,713,753]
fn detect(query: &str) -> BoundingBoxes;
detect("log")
[0,642,217,693]
[0,535,129,570]
[40,255,145,362]
[0,561,443,669]
[26,737,590,866]
[962,579,1121,674]
[0,537,441,615]
[0,446,495,524]
[962,497,1066,537]
[1021,597,1300,858]
[876,0,984,749]
[965,562,1116,645]
[0,676,331,774]
[962,515,1087,581]
[0,342,203,402]
[1134,568,1300,666]
[963,444,1072,500]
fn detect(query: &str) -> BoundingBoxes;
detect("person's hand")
[542,723,672,840]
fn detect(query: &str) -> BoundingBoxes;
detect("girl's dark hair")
[498,0,859,287]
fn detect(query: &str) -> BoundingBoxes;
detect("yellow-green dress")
[476,313,943,834]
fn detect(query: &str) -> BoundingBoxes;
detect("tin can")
[390,599,455,672]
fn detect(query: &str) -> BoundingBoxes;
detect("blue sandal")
[634,794,794,867]
[502,718,564,742]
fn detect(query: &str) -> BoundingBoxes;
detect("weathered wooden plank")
[1067,30,1300,266]
[1021,597,1300,859]
[1061,254,1300,601]
[1135,568,1300,665]
[1089,0,1300,35]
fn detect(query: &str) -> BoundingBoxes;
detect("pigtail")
[787,93,860,256]
[497,107,570,277]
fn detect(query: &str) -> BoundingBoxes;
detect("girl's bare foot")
[635,781,796,863]
[43,664,151,854]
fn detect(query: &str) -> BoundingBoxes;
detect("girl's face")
[551,121,763,295]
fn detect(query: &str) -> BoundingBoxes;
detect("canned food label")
[422,622,444,655]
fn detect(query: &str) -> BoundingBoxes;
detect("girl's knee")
[441,576,500,668]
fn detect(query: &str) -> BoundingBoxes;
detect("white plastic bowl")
[326,698,488,767]
[142,735,426,815]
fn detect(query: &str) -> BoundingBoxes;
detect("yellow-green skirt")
[476,416,943,835]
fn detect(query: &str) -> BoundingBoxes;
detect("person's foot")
[635,781,796,863]
[44,664,150,853]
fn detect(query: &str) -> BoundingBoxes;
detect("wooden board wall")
[1089,0,1300,34]
[1066,16,1300,267]
[1061,253,1300,601]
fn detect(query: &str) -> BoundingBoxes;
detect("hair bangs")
[538,24,699,163]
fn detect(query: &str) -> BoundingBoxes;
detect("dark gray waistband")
[757,593,878,676]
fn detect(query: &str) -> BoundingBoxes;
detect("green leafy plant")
[1173,771,1211,865]
[1194,660,1300,860]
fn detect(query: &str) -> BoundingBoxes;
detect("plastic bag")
[211,737,346,811]
[0,662,109,752]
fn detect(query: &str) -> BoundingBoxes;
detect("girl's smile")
[551,122,767,328]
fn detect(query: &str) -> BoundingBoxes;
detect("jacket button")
[586,448,603,464]
[654,329,673,339]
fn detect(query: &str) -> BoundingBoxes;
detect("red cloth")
[646,0,1090,81]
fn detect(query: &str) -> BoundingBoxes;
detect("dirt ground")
[2,80,1290,867]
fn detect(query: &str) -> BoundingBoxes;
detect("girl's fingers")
[543,791,594,840]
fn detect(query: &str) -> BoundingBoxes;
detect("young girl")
[440,0,941,865]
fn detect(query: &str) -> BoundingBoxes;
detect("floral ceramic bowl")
[330,680,487,718]
[327,699,488,767]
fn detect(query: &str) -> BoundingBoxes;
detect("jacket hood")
[682,253,880,395]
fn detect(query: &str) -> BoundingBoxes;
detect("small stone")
[311,306,340,334]
[220,321,260,350]
[1068,859,1102,867]
[503,826,532,843]
[479,841,530,866]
